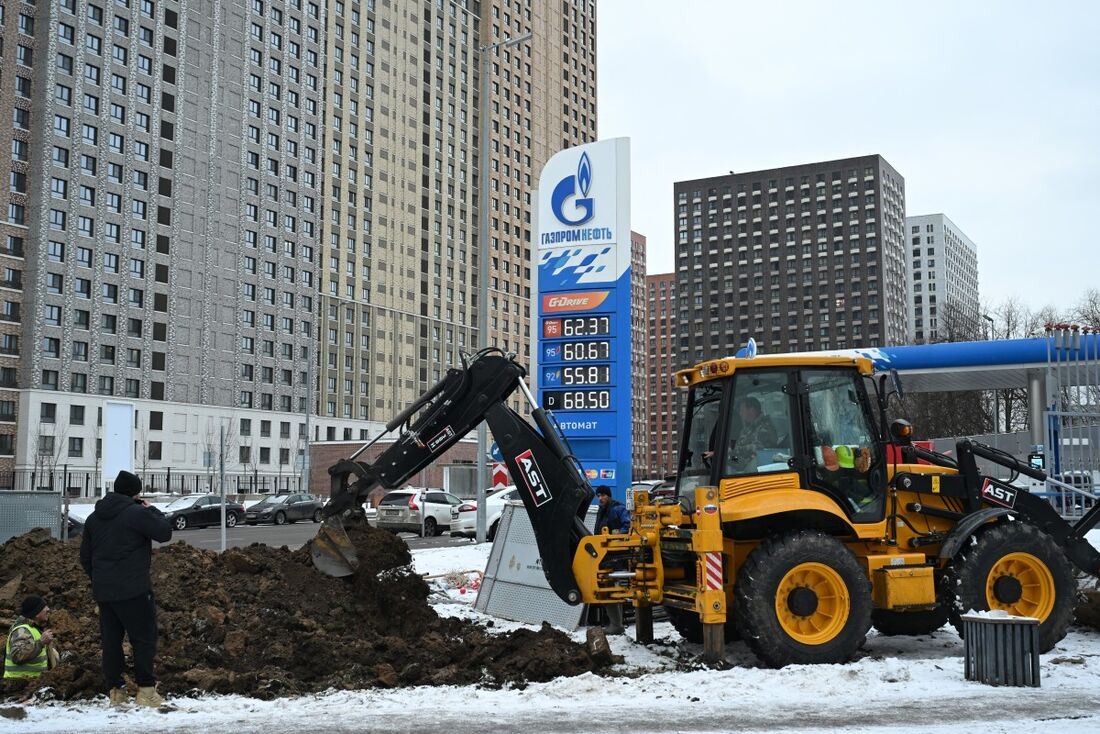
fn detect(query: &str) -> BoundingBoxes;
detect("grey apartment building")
[1,0,324,485]
[674,155,909,363]
[0,0,596,488]
[905,214,979,343]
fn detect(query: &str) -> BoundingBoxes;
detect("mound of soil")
[1,520,608,701]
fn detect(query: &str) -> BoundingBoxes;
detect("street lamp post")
[475,30,531,544]
[983,314,998,433]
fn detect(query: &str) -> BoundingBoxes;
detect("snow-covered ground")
[5,540,1100,733]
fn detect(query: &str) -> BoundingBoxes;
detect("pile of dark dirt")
[0,520,609,701]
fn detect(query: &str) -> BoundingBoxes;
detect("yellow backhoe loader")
[312,348,1100,666]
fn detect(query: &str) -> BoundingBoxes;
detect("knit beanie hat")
[114,470,142,497]
[20,595,46,619]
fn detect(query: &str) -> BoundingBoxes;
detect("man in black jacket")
[79,470,172,707]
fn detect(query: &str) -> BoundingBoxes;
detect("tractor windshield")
[677,379,726,497]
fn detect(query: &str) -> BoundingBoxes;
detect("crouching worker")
[80,470,173,707]
[4,595,60,678]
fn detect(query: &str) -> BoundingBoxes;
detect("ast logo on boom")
[516,449,553,507]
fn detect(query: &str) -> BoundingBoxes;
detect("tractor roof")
[674,354,875,388]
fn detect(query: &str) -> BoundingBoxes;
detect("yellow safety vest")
[4,622,48,678]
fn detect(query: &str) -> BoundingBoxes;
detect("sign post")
[533,138,632,504]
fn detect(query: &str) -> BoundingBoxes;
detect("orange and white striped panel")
[704,552,723,590]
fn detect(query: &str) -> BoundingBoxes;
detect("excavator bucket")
[310,517,359,577]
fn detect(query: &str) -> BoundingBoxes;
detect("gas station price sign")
[533,137,631,501]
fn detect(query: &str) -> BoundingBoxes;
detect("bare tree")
[199,415,241,494]
[902,301,991,439]
[31,422,69,491]
[135,415,150,485]
[1074,289,1100,330]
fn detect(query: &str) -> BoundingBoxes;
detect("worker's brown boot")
[135,685,164,708]
[108,687,129,707]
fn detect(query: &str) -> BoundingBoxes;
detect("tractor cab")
[675,355,887,523]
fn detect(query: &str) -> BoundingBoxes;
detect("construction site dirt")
[0,521,610,701]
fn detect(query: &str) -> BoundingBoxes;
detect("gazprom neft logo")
[551,152,594,225]
[543,152,614,245]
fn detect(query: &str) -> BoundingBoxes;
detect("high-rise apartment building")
[1,0,596,490]
[4,0,338,488]
[674,155,908,364]
[905,214,979,343]
[645,272,677,478]
[629,231,647,479]
[316,0,597,423]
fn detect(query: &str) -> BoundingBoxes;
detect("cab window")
[803,369,883,518]
[677,379,725,497]
[723,371,793,477]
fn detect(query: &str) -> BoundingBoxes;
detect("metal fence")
[0,491,62,544]
[0,468,306,497]
[1043,325,1100,519]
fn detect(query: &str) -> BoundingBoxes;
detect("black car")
[244,493,324,526]
[162,495,246,530]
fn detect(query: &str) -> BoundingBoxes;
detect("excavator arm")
[311,349,594,603]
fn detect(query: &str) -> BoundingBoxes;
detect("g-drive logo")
[542,152,613,246]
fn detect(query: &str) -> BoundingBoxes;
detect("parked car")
[163,495,245,530]
[375,488,462,537]
[450,486,520,540]
[629,478,676,505]
[244,493,325,525]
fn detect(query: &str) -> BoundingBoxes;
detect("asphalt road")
[158,521,473,552]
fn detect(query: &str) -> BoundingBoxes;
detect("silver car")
[375,488,462,537]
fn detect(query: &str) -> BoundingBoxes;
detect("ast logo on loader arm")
[981,478,1018,508]
[516,449,553,507]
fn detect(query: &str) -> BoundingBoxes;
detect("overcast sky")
[595,1,1100,311]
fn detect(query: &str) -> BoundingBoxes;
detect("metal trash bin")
[962,613,1041,687]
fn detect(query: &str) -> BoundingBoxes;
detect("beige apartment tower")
[317,0,597,426]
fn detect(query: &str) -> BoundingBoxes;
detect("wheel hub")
[993,575,1023,605]
[985,552,1056,621]
[787,587,819,617]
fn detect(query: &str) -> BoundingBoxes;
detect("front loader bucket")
[310,517,359,577]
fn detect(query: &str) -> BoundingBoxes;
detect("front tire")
[274,511,287,526]
[313,509,323,523]
[423,517,438,538]
[945,521,1075,652]
[734,530,871,667]
[174,515,188,531]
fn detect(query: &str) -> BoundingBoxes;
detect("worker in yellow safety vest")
[4,595,59,678]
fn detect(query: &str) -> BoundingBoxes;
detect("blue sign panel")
[534,139,631,504]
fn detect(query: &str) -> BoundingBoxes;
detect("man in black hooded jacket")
[79,470,172,707]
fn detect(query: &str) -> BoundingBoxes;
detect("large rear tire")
[734,530,871,667]
[871,607,948,636]
[945,521,1075,653]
